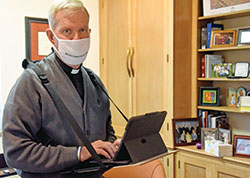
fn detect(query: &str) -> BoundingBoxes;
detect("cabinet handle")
[130,47,135,77]
[167,158,169,167]
[126,48,131,78]
[178,160,180,169]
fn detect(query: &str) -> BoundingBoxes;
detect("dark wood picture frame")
[25,16,50,61]
[233,135,250,158]
[199,87,220,106]
[172,118,201,147]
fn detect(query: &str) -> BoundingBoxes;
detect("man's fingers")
[96,149,111,159]
[102,142,116,157]
[92,140,117,158]
[113,139,121,148]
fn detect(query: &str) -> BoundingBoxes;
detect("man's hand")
[80,140,117,162]
[113,139,121,149]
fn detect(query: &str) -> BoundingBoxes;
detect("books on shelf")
[206,23,224,49]
[201,55,205,78]
[201,54,223,78]
[211,115,227,128]
[205,54,223,78]
[201,27,207,49]
[199,110,228,129]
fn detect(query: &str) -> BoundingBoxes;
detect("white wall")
[0,0,100,126]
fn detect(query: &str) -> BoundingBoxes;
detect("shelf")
[224,156,250,166]
[198,78,250,82]
[198,9,250,21]
[177,146,250,166]
[198,45,250,52]
[177,145,214,157]
[197,106,250,113]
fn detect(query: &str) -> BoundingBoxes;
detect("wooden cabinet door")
[162,154,174,178]
[176,153,209,178]
[212,165,249,178]
[100,0,132,136]
[131,0,165,115]
[100,0,167,135]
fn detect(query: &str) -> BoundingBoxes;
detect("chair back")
[103,159,166,178]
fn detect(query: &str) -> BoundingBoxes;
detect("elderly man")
[2,0,118,177]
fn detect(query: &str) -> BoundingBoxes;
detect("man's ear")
[46,28,55,45]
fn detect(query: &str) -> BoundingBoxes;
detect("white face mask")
[52,30,90,66]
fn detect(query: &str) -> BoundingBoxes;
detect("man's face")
[47,8,90,49]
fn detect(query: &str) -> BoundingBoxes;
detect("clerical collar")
[55,54,82,75]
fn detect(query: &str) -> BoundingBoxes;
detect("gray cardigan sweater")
[2,53,116,177]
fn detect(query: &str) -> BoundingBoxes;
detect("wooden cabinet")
[99,1,193,177]
[99,0,131,136]
[175,149,208,178]
[176,147,250,178]
[162,153,175,178]
[99,0,168,137]
[99,0,193,146]
[212,164,249,178]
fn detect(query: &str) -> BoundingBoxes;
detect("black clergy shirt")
[56,55,84,102]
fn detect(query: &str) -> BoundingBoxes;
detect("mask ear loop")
[49,29,60,55]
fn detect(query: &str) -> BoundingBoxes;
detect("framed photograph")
[172,118,201,147]
[237,27,250,45]
[201,128,219,148]
[234,62,249,78]
[203,0,250,17]
[212,63,233,78]
[199,87,220,106]
[218,128,231,144]
[210,30,237,48]
[25,16,52,61]
[233,135,250,158]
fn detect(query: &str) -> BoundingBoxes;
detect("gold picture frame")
[210,30,237,48]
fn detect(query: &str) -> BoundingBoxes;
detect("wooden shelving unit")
[198,78,250,82]
[175,1,250,177]
[198,45,250,52]
[198,9,250,21]
[195,5,250,118]
[197,106,250,113]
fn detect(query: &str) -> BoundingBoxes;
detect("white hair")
[48,0,89,29]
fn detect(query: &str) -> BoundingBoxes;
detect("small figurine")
[236,87,247,107]
[229,87,236,107]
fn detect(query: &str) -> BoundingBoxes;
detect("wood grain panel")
[174,0,193,118]
[133,0,164,115]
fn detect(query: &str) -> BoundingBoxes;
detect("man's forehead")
[54,8,89,28]
[54,8,89,22]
